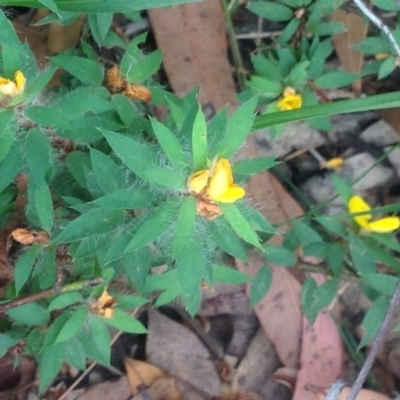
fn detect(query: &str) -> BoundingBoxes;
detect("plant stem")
[0,277,104,314]
[221,0,246,90]
[346,276,400,400]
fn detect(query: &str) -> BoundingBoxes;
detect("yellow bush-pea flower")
[277,87,302,111]
[320,157,344,171]
[0,71,26,97]
[187,158,245,203]
[348,195,400,233]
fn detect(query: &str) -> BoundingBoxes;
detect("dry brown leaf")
[76,376,131,400]
[316,386,390,400]
[146,309,222,397]
[123,357,166,396]
[330,9,368,94]
[377,108,400,136]
[131,377,181,400]
[236,253,302,369]
[10,228,49,246]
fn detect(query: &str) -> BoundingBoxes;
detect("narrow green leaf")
[127,50,163,82]
[363,273,397,296]
[0,143,22,193]
[89,315,111,365]
[39,343,65,393]
[233,157,278,180]
[34,181,54,232]
[7,303,50,326]
[172,196,197,253]
[315,71,359,89]
[15,245,40,294]
[125,199,180,252]
[253,91,400,130]
[215,96,258,159]
[249,266,272,306]
[154,285,181,307]
[237,203,276,234]
[0,110,16,164]
[92,188,153,209]
[26,66,58,95]
[56,307,88,343]
[262,243,296,267]
[359,296,388,348]
[247,1,294,21]
[151,118,187,172]
[192,106,208,171]
[50,55,103,85]
[348,232,376,275]
[123,247,151,292]
[52,208,125,244]
[140,168,185,189]
[220,203,262,250]
[0,334,18,358]
[0,0,199,12]
[327,242,345,277]
[38,0,59,13]
[104,309,147,333]
[102,130,156,176]
[0,11,24,50]
[212,265,251,284]
[48,292,83,312]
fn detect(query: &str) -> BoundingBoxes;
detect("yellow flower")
[320,157,344,171]
[187,158,245,203]
[277,87,302,111]
[348,195,400,233]
[0,71,26,97]
[96,287,117,318]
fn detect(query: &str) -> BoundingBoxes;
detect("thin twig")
[0,277,104,314]
[353,0,400,58]
[235,31,282,39]
[346,276,400,400]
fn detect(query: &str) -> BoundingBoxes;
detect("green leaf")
[34,181,54,232]
[359,296,388,348]
[378,56,396,80]
[125,199,180,252]
[64,338,86,371]
[220,203,262,250]
[315,215,346,237]
[88,13,113,45]
[363,273,397,296]
[50,55,103,85]
[56,306,88,343]
[172,196,197,253]
[192,106,208,171]
[7,303,50,326]
[212,264,251,284]
[327,243,345,277]
[0,334,18,358]
[249,266,272,306]
[151,118,187,173]
[15,245,40,294]
[88,315,111,365]
[48,292,83,312]
[237,203,276,234]
[115,294,149,309]
[140,168,185,189]
[348,232,376,275]
[251,54,283,81]
[52,208,125,244]
[92,188,153,209]
[247,1,294,21]
[39,343,65,393]
[126,50,163,82]
[0,11,24,51]
[66,151,91,189]
[215,96,258,159]
[262,244,296,266]
[102,130,157,177]
[0,110,16,164]
[232,157,278,180]
[0,0,199,12]
[123,246,151,292]
[26,66,58,96]
[331,173,353,202]
[292,220,322,247]
[38,0,59,13]
[25,129,52,185]
[175,238,203,311]
[208,220,248,261]
[90,148,125,194]
[247,76,282,99]
[104,309,147,333]
[25,106,74,132]
[154,284,181,307]
[315,71,359,89]
[303,242,327,258]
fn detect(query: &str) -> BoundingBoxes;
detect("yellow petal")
[366,217,400,233]
[277,87,302,111]
[212,186,245,203]
[0,78,18,96]
[207,159,232,200]
[348,196,371,219]
[14,71,26,92]
[320,157,344,170]
[187,170,209,193]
